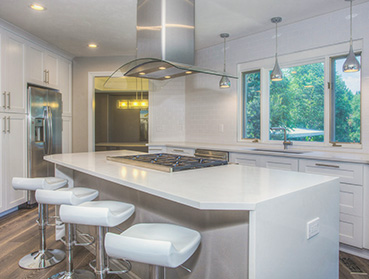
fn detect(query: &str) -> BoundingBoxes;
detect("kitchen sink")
[251,149,308,154]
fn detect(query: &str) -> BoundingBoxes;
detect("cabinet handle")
[44,70,47,83]
[2,116,6,133]
[2,91,6,109]
[173,149,184,153]
[46,70,50,84]
[315,163,340,169]
[7,117,10,133]
[7,92,10,109]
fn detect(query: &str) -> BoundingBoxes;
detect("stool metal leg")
[49,224,95,279]
[18,203,65,269]
[95,226,108,279]
[149,265,165,279]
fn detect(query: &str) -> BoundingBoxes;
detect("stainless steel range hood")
[106,0,237,82]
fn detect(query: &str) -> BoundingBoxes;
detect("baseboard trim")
[340,243,369,260]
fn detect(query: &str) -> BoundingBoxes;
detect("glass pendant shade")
[219,76,231,88]
[271,57,283,81]
[343,45,360,72]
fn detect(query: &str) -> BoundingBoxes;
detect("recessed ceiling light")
[139,72,146,75]
[88,43,98,48]
[185,71,192,74]
[164,76,171,79]
[159,67,166,70]
[30,4,46,11]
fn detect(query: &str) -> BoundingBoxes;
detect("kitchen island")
[45,150,340,279]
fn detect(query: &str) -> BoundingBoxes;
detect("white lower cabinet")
[229,153,298,171]
[0,113,27,213]
[166,147,195,156]
[299,159,364,248]
[148,146,166,154]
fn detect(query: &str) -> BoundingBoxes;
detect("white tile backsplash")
[149,2,369,152]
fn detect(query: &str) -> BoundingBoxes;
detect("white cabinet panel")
[299,159,363,185]
[149,146,166,154]
[0,113,27,213]
[340,184,363,217]
[340,213,363,248]
[58,58,72,115]
[1,32,26,113]
[260,156,299,171]
[62,116,72,153]
[229,153,260,167]
[166,147,194,156]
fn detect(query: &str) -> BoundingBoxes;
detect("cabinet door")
[0,114,27,213]
[149,146,166,154]
[58,59,72,115]
[229,153,261,167]
[44,52,58,88]
[2,33,26,113]
[0,115,5,213]
[62,116,72,153]
[260,156,299,171]
[340,213,363,248]
[25,44,44,86]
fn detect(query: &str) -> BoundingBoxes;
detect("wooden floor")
[1,207,369,279]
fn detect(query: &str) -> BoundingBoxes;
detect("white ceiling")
[0,0,368,57]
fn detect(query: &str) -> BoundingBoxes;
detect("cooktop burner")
[106,153,228,172]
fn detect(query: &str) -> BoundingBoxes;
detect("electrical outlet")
[307,217,320,239]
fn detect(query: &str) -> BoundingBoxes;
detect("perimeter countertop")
[45,150,337,211]
[148,142,369,164]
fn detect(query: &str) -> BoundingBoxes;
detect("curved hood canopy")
[105,0,237,86]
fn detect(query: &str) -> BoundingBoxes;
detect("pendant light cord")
[350,0,353,46]
[275,22,278,58]
[223,37,227,72]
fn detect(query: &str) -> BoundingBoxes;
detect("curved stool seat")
[36,187,99,279]
[60,201,135,279]
[12,177,68,270]
[105,223,201,279]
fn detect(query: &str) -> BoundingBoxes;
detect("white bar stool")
[60,201,135,279]
[105,223,201,279]
[12,177,68,269]
[36,187,99,279]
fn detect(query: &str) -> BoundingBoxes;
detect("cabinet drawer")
[340,184,363,216]
[260,156,299,171]
[340,213,363,248]
[166,147,194,156]
[299,159,363,185]
[229,153,260,167]
[148,146,166,154]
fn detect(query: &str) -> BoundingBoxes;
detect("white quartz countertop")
[45,151,338,211]
[148,142,369,164]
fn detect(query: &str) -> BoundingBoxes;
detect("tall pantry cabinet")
[0,23,73,214]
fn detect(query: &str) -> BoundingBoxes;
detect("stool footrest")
[107,258,132,275]
[74,233,95,247]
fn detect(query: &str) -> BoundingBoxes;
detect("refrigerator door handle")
[47,106,53,154]
[43,106,49,154]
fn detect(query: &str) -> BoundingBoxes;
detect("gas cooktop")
[106,153,228,173]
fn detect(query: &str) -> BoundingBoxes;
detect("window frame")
[237,40,363,149]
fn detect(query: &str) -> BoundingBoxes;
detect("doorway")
[94,76,149,152]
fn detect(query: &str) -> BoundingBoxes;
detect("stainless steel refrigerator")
[27,85,62,202]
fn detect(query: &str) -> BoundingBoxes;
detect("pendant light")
[219,33,231,89]
[343,0,360,73]
[270,17,283,81]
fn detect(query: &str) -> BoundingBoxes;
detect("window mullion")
[260,68,270,143]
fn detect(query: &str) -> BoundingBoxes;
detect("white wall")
[150,2,369,153]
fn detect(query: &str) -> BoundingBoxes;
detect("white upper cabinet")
[58,58,72,115]
[1,31,26,113]
[25,44,60,89]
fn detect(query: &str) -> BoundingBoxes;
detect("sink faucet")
[270,127,293,150]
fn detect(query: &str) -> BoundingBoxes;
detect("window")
[239,42,362,147]
[330,54,361,143]
[242,70,261,139]
[269,62,325,142]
